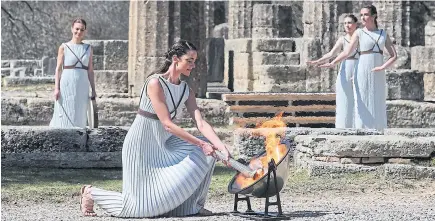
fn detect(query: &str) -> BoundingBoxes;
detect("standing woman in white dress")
[79,40,231,217]
[320,5,397,131]
[307,14,359,128]
[49,18,97,128]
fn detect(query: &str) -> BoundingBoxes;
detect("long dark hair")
[149,40,197,77]
[344,14,358,23]
[363,5,378,28]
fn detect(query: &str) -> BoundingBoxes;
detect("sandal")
[80,185,97,216]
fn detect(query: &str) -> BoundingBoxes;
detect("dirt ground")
[2,167,435,221]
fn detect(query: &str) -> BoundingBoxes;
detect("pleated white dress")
[354,28,387,131]
[49,43,90,128]
[335,36,359,128]
[90,75,216,218]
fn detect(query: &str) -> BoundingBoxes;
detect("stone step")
[1,97,229,127]
[234,127,435,161]
[294,135,435,158]
[1,126,236,168]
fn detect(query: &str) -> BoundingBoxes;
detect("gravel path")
[3,187,435,221]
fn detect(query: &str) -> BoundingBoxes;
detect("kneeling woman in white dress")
[320,5,397,131]
[79,40,232,217]
[49,18,97,128]
[307,14,359,128]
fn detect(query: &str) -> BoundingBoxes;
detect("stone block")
[95,70,128,93]
[295,135,435,158]
[84,40,105,56]
[225,39,252,53]
[3,77,55,87]
[361,157,385,164]
[387,100,435,128]
[303,159,378,177]
[252,28,279,39]
[233,79,253,92]
[252,52,300,65]
[97,98,139,126]
[234,128,383,161]
[386,69,424,100]
[252,38,295,52]
[425,21,435,46]
[411,46,435,72]
[314,156,340,162]
[388,158,412,164]
[383,128,435,137]
[252,4,293,38]
[1,152,122,168]
[87,126,128,152]
[424,73,435,101]
[340,158,361,164]
[381,164,435,179]
[0,97,227,127]
[253,65,305,81]
[1,126,87,153]
[252,65,306,92]
[92,55,104,70]
[104,40,128,70]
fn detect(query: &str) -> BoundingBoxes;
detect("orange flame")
[235,112,288,189]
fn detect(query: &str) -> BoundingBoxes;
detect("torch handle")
[214,150,257,178]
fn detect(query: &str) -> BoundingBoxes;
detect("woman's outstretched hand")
[318,62,335,68]
[306,60,318,65]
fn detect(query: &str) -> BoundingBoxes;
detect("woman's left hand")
[372,66,384,72]
[318,62,335,68]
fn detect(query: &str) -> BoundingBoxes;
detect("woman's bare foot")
[80,185,97,217]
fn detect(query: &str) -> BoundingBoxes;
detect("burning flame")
[235,112,288,189]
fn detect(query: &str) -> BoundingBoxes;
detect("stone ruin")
[2,1,435,127]
[1,1,435,178]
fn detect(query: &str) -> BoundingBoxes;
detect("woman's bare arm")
[373,33,397,71]
[184,88,227,151]
[54,45,64,100]
[319,31,360,68]
[307,37,344,65]
[87,47,97,98]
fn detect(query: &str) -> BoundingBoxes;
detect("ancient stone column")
[228,1,253,39]
[373,1,411,46]
[425,21,435,46]
[302,1,343,92]
[128,1,175,96]
[128,1,208,97]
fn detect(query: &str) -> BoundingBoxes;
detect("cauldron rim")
[227,139,292,194]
